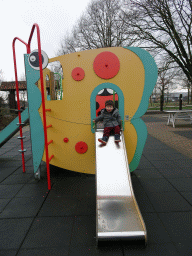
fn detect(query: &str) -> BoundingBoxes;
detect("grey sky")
[0,0,91,81]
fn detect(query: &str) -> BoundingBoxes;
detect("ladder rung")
[16,123,25,126]
[46,125,52,129]
[45,109,51,112]
[48,155,54,162]
[48,140,53,145]
[15,109,23,112]
[17,136,26,139]
[18,149,27,153]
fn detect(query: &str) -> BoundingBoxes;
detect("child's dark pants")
[103,126,120,137]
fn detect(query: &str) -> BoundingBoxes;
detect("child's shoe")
[98,136,108,144]
[115,134,121,142]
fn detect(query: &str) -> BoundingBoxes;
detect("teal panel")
[122,47,157,172]
[24,54,45,174]
[90,83,124,133]
[124,47,158,119]
[129,118,147,172]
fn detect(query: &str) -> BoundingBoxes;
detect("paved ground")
[0,114,192,255]
[143,113,192,159]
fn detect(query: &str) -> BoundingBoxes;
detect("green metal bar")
[54,72,63,100]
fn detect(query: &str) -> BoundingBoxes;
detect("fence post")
[179,94,182,110]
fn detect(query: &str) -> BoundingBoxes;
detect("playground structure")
[31,46,157,177]
[0,24,157,244]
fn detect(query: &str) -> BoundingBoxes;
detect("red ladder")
[12,23,53,190]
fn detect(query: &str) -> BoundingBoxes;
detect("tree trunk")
[160,94,164,111]
[9,90,16,112]
[191,86,192,104]
[188,88,189,104]
[179,94,182,110]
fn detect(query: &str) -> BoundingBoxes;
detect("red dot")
[93,51,120,79]
[72,67,85,81]
[75,141,88,154]
[63,138,69,143]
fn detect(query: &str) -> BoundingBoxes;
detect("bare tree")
[181,75,192,103]
[58,0,136,55]
[121,0,192,85]
[157,60,179,109]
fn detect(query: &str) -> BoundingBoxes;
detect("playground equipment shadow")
[0,116,192,255]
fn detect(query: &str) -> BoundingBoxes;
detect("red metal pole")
[12,38,28,173]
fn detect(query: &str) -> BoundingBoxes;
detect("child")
[93,100,121,144]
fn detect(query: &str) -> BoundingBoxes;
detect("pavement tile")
[123,243,180,256]
[69,244,123,256]
[0,196,46,218]
[134,191,156,213]
[172,159,192,168]
[179,191,192,205]
[0,168,17,182]
[150,160,174,170]
[134,169,164,179]
[70,215,96,247]
[141,213,172,244]
[51,177,93,198]
[13,166,34,175]
[142,116,164,123]
[146,191,192,212]
[17,247,68,256]
[174,241,192,256]
[1,152,21,158]
[164,153,191,161]
[143,154,168,161]
[131,177,156,213]
[0,218,33,250]
[137,159,155,170]
[157,168,191,178]
[158,212,192,243]
[76,195,96,216]
[0,198,11,212]
[21,217,74,249]
[0,160,22,168]
[0,250,18,256]
[15,183,49,198]
[138,178,177,193]
[168,178,192,191]
[38,194,79,217]
[173,130,192,140]
[0,184,23,199]
[1,174,33,185]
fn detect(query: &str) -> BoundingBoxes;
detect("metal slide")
[95,129,147,244]
[0,108,29,148]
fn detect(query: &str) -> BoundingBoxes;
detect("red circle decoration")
[93,52,120,79]
[72,67,85,81]
[75,141,88,154]
[63,138,69,143]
